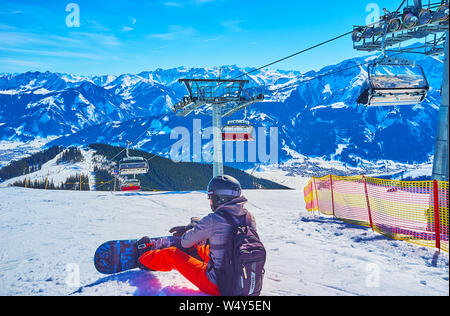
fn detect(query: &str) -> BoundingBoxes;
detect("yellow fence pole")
[45,171,49,190]
[312,176,319,215]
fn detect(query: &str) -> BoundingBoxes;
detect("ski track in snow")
[0,182,448,296]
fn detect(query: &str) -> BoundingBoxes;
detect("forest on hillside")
[90,143,290,191]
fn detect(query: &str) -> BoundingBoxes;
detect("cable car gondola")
[356,57,429,107]
[222,120,255,141]
[118,143,149,176]
[120,178,141,192]
[119,156,149,176]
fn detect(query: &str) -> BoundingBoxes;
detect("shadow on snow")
[70,270,207,296]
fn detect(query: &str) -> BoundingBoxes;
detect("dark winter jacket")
[180,196,256,285]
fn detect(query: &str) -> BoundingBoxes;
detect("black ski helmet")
[207,175,242,210]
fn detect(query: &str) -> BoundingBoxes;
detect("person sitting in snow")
[135,175,263,296]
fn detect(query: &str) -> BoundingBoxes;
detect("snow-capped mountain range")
[0,50,444,168]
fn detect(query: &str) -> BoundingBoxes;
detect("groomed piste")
[0,185,448,296]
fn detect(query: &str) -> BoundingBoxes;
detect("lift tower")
[173,78,264,177]
[352,0,449,181]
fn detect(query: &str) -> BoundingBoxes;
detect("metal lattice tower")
[173,79,264,177]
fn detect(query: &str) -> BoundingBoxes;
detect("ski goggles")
[207,189,241,199]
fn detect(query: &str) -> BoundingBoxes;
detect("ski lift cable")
[268,58,378,94]
[396,0,408,13]
[205,30,355,98]
[267,50,416,95]
[233,31,355,80]
[203,29,356,111]
[109,112,171,163]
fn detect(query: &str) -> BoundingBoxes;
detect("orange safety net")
[304,175,449,252]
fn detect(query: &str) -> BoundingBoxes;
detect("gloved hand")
[169,217,201,237]
[190,217,201,225]
[169,224,193,237]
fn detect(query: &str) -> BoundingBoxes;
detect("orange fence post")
[433,180,441,252]
[330,175,335,218]
[363,176,374,231]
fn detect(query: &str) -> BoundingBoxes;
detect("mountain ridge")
[0,52,444,167]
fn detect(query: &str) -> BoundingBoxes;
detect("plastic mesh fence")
[304,175,449,252]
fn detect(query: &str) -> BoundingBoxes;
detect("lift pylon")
[173,78,264,177]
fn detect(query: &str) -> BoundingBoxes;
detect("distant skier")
[135,175,266,296]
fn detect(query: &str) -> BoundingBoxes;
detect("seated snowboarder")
[135,175,266,296]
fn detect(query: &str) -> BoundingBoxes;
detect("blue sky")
[0,0,399,75]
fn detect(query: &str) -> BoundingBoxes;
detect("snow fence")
[304,175,449,252]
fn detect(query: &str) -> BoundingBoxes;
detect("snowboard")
[94,236,175,275]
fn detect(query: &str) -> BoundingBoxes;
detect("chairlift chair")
[120,178,141,192]
[356,57,429,107]
[222,120,255,141]
[119,156,149,176]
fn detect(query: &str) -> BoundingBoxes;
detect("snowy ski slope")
[0,148,97,190]
[0,184,448,296]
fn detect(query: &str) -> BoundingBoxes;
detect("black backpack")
[215,210,266,296]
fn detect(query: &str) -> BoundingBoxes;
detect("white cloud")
[0,24,17,30]
[221,20,245,32]
[0,46,105,60]
[162,2,184,7]
[162,0,217,7]
[121,26,134,32]
[0,58,41,67]
[193,0,216,4]
[68,32,123,47]
[148,25,195,40]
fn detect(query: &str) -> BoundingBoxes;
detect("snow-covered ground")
[0,183,448,296]
[0,148,96,190]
